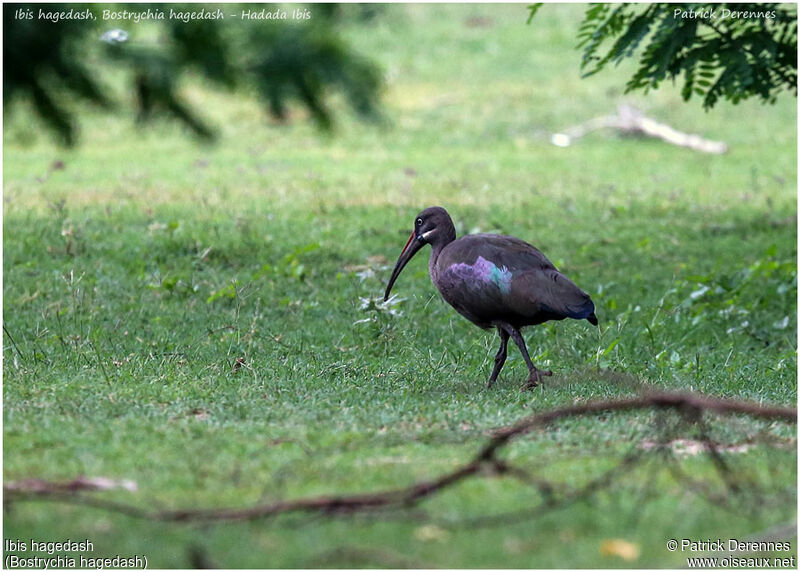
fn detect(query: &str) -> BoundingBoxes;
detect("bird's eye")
[415,218,423,227]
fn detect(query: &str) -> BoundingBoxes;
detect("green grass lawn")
[3,4,797,568]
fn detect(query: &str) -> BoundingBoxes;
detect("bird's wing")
[465,234,557,272]
[440,234,556,272]
[509,268,596,322]
[435,234,584,326]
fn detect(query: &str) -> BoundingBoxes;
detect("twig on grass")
[551,104,729,154]
[437,446,648,530]
[4,391,795,524]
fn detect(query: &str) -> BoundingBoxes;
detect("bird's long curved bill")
[384,231,424,301]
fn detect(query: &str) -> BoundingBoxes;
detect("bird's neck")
[428,228,456,277]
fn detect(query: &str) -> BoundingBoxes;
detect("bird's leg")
[500,323,552,390]
[486,327,509,388]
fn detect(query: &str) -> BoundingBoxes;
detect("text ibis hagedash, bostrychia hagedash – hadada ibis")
[384,206,598,389]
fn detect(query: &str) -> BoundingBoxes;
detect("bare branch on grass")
[551,104,729,153]
[4,391,795,524]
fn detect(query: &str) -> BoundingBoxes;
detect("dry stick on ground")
[435,446,649,531]
[551,104,729,154]
[4,391,795,523]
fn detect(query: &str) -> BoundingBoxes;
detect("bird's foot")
[521,369,552,391]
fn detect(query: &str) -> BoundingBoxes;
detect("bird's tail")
[566,296,597,325]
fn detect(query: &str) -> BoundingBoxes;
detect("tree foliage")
[529,3,797,109]
[4,4,114,145]
[4,3,383,145]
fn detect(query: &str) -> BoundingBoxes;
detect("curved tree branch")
[4,391,795,523]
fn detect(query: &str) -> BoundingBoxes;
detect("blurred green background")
[4,3,796,568]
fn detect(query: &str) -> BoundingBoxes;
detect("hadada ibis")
[384,206,598,389]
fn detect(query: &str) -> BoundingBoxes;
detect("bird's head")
[384,206,455,301]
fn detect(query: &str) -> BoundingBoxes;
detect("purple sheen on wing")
[447,256,512,294]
